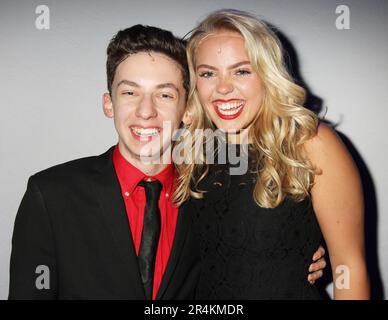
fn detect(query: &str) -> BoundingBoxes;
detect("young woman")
[175,9,369,299]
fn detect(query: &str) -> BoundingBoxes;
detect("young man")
[9,25,325,299]
[9,25,199,300]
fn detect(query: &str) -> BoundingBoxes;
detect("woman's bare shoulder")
[303,122,352,170]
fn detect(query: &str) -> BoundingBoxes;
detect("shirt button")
[124,192,130,197]
[165,192,169,198]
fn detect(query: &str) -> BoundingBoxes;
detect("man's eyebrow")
[196,60,251,71]
[156,83,180,93]
[116,80,139,88]
[116,80,179,93]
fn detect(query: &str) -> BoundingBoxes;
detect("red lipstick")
[212,99,245,120]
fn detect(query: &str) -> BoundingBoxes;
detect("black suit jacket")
[9,147,200,299]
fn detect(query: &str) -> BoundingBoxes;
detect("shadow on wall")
[336,131,384,300]
[272,24,323,115]
[273,24,384,300]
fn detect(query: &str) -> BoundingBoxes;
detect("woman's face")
[195,30,264,134]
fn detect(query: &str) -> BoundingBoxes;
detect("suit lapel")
[156,201,191,299]
[91,147,145,298]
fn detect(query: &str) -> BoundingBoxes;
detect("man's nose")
[216,75,234,95]
[135,95,157,119]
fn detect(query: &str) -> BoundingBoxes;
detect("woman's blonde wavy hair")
[173,9,319,208]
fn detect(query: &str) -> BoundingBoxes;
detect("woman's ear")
[102,93,114,118]
[182,109,193,126]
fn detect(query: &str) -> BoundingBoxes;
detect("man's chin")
[137,144,171,165]
[137,151,160,162]
[121,134,173,165]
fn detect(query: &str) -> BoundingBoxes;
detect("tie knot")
[138,179,163,200]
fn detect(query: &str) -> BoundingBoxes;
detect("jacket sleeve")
[9,176,58,299]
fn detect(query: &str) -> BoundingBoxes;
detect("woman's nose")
[216,76,234,95]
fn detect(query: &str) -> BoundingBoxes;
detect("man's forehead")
[120,51,182,72]
[114,52,184,90]
[116,79,182,93]
[116,52,182,79]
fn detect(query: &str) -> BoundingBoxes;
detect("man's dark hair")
[106,24,189,95]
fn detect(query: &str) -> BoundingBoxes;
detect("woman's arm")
[304,123,370,299]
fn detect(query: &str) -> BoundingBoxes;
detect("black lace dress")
[189,146,323,299]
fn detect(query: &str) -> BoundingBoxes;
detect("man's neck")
[132,160,168,176]
[118,144,170,176]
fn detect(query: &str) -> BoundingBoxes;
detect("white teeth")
[216,101,244,111]
[218,107,242,116]
[131,127,159,136]
[215,101,244,116]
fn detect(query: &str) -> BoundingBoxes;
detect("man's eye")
[198,71,214,78]
[236,69,251,76]
[123,91,134,96]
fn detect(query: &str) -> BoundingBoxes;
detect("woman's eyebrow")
[196,60,251,71]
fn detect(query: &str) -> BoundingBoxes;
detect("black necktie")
[137,179,162,300]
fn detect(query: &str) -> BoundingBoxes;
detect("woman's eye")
[161,93,174,99]
[198,71,214,78]
[236,69,251,76]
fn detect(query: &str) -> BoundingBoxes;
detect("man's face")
[103,52,186,165]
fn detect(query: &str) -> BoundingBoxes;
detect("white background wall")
[0,0,387,299]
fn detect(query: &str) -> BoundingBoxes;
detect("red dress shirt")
[112,145,178,299]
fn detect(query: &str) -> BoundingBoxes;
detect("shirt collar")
[112,144,175,196]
